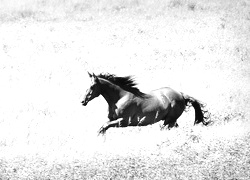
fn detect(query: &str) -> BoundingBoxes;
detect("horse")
[81,72,210,134]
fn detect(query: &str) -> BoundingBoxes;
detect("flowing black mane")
[97,73,147,98]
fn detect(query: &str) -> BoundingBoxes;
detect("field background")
[0,0,250,179]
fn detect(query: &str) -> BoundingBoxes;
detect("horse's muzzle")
[81,100,87,106]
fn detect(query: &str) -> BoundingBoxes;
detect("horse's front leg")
[98,118,124,135]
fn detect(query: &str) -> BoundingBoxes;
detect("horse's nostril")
[82,100,87,106]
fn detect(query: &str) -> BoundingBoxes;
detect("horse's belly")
[134,109,167,126]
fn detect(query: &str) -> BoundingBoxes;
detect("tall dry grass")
[1,0,248,21]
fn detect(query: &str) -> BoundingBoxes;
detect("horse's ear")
[93,74,99,83]
[88,72,93,77]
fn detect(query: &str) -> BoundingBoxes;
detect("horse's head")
[81,72,101,106]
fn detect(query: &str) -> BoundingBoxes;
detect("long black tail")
[182,93,210,125]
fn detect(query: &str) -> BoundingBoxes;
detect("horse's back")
[150,87,185,114]
[150,87,183,101]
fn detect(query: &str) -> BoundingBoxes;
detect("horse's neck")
[99,79,127,107]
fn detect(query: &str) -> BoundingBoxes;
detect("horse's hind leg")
[162,101,185,130]
[168,120,179,129]
[161,116,178,130]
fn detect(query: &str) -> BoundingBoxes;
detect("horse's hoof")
[98,127,106,135]
[160,125,166,130]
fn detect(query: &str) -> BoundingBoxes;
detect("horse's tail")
[182,93,210,126]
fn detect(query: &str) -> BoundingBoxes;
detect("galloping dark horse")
[81,72,210,134]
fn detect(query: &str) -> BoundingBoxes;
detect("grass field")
[0,0,250,179]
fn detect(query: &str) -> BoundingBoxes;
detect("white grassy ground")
[0,0,250,179]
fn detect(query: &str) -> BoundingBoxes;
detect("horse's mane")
[97,73,147,98]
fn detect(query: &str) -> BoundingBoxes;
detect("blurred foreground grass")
[0,121,249,179]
